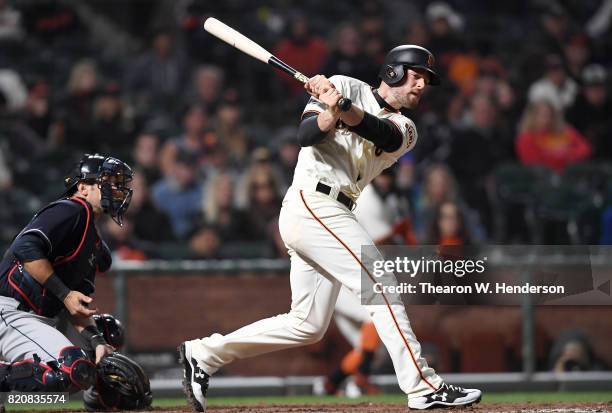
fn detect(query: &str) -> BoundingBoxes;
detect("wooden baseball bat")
[203,17,352,111]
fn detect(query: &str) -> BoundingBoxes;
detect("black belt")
[315,182,355,210]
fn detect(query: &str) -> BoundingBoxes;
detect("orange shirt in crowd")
[516,126,592,172]
[274,38,327,96]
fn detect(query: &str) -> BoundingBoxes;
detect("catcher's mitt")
[83,353,153,411]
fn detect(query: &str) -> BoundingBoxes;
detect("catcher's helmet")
[64,154,134,226]
[379,45,440,86]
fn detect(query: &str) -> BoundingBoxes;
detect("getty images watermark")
[360,245,612,306]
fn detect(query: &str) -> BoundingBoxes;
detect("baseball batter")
[180,45,482,410]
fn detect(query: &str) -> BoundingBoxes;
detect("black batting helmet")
[379,45,440,86]
[64,154,134,226]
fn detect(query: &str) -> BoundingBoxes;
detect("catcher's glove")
[83,353,153,411]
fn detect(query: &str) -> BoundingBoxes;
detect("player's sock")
[357,350,375,375]
[327,367,349,392]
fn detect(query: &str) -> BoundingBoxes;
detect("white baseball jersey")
[293,75,418,201]
[188,74,443,400]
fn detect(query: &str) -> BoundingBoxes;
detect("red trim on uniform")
[40,363,53,385]
[68,359,95,389]
[7,263,42,314]
[299,190,439,392]
[54,197,91,266]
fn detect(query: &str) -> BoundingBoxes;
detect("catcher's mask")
[64,154,134,226]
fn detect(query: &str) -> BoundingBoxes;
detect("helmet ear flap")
[381,64,405,85]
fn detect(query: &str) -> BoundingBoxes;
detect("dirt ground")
[42,401,612,413]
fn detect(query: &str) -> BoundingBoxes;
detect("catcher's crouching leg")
[83,353,152,411]
[0,347,96,392]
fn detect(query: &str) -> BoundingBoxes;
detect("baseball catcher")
[0,154,151,410]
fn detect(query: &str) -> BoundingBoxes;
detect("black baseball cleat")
[408,383,482,410]
[178,342,209,412]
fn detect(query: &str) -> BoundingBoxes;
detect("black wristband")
[43,273,70,302]
[82,325,107,348]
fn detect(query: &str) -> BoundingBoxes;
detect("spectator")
[273,14,328,97]
[132,132,162,184]
[0,0,23,42]
[527,54,578,111]
[159,103,209,177]
[90,82,133,156]
[360,1,387,64]
[23,79,52,139]
[273,127,300,189]
[235,147,285,208]
[101,216,147,261]
[191,65,224,111]
[423,200,471,246]
[567,64,612,160]
[244,163,283,256]
[151,149,204,239]
[549,330,608,372]
[519,3,572,86]
[124,28,189,110]
[425,2,465,67]
[563,34,592,80]
[414,163,458,239]
[516,99,591,173]
[322,23,378,85]
[0,69,27,112]
[127,171,174,244]
[0,148,41,251]
[448,93,514,234]
[55,59,99,149]
[188,225,221,258]
[215,92,249,167]
[203,173,250,243]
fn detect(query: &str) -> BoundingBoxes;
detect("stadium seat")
[562,162,612,199]
[492,163,554,243]
[533,182,601,244]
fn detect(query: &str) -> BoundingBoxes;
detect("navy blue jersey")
[0,197,107,317]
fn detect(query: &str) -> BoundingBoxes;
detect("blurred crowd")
[1,0,612,260]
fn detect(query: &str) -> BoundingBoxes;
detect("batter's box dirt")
[32,402,612,413]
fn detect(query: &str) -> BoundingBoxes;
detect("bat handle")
[338,97,352,112]
[294,69,352,111]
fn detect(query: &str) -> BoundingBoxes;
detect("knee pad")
[2,347,96,393]
[0,352,89,393]
[56,346,97,391]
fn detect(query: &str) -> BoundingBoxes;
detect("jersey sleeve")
[19,202,84,257]
[301,75,347,119]
[381,114,419,158]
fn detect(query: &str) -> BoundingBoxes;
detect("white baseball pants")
[189,187,442,397]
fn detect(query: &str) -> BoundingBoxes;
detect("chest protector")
[6,198,99,317]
